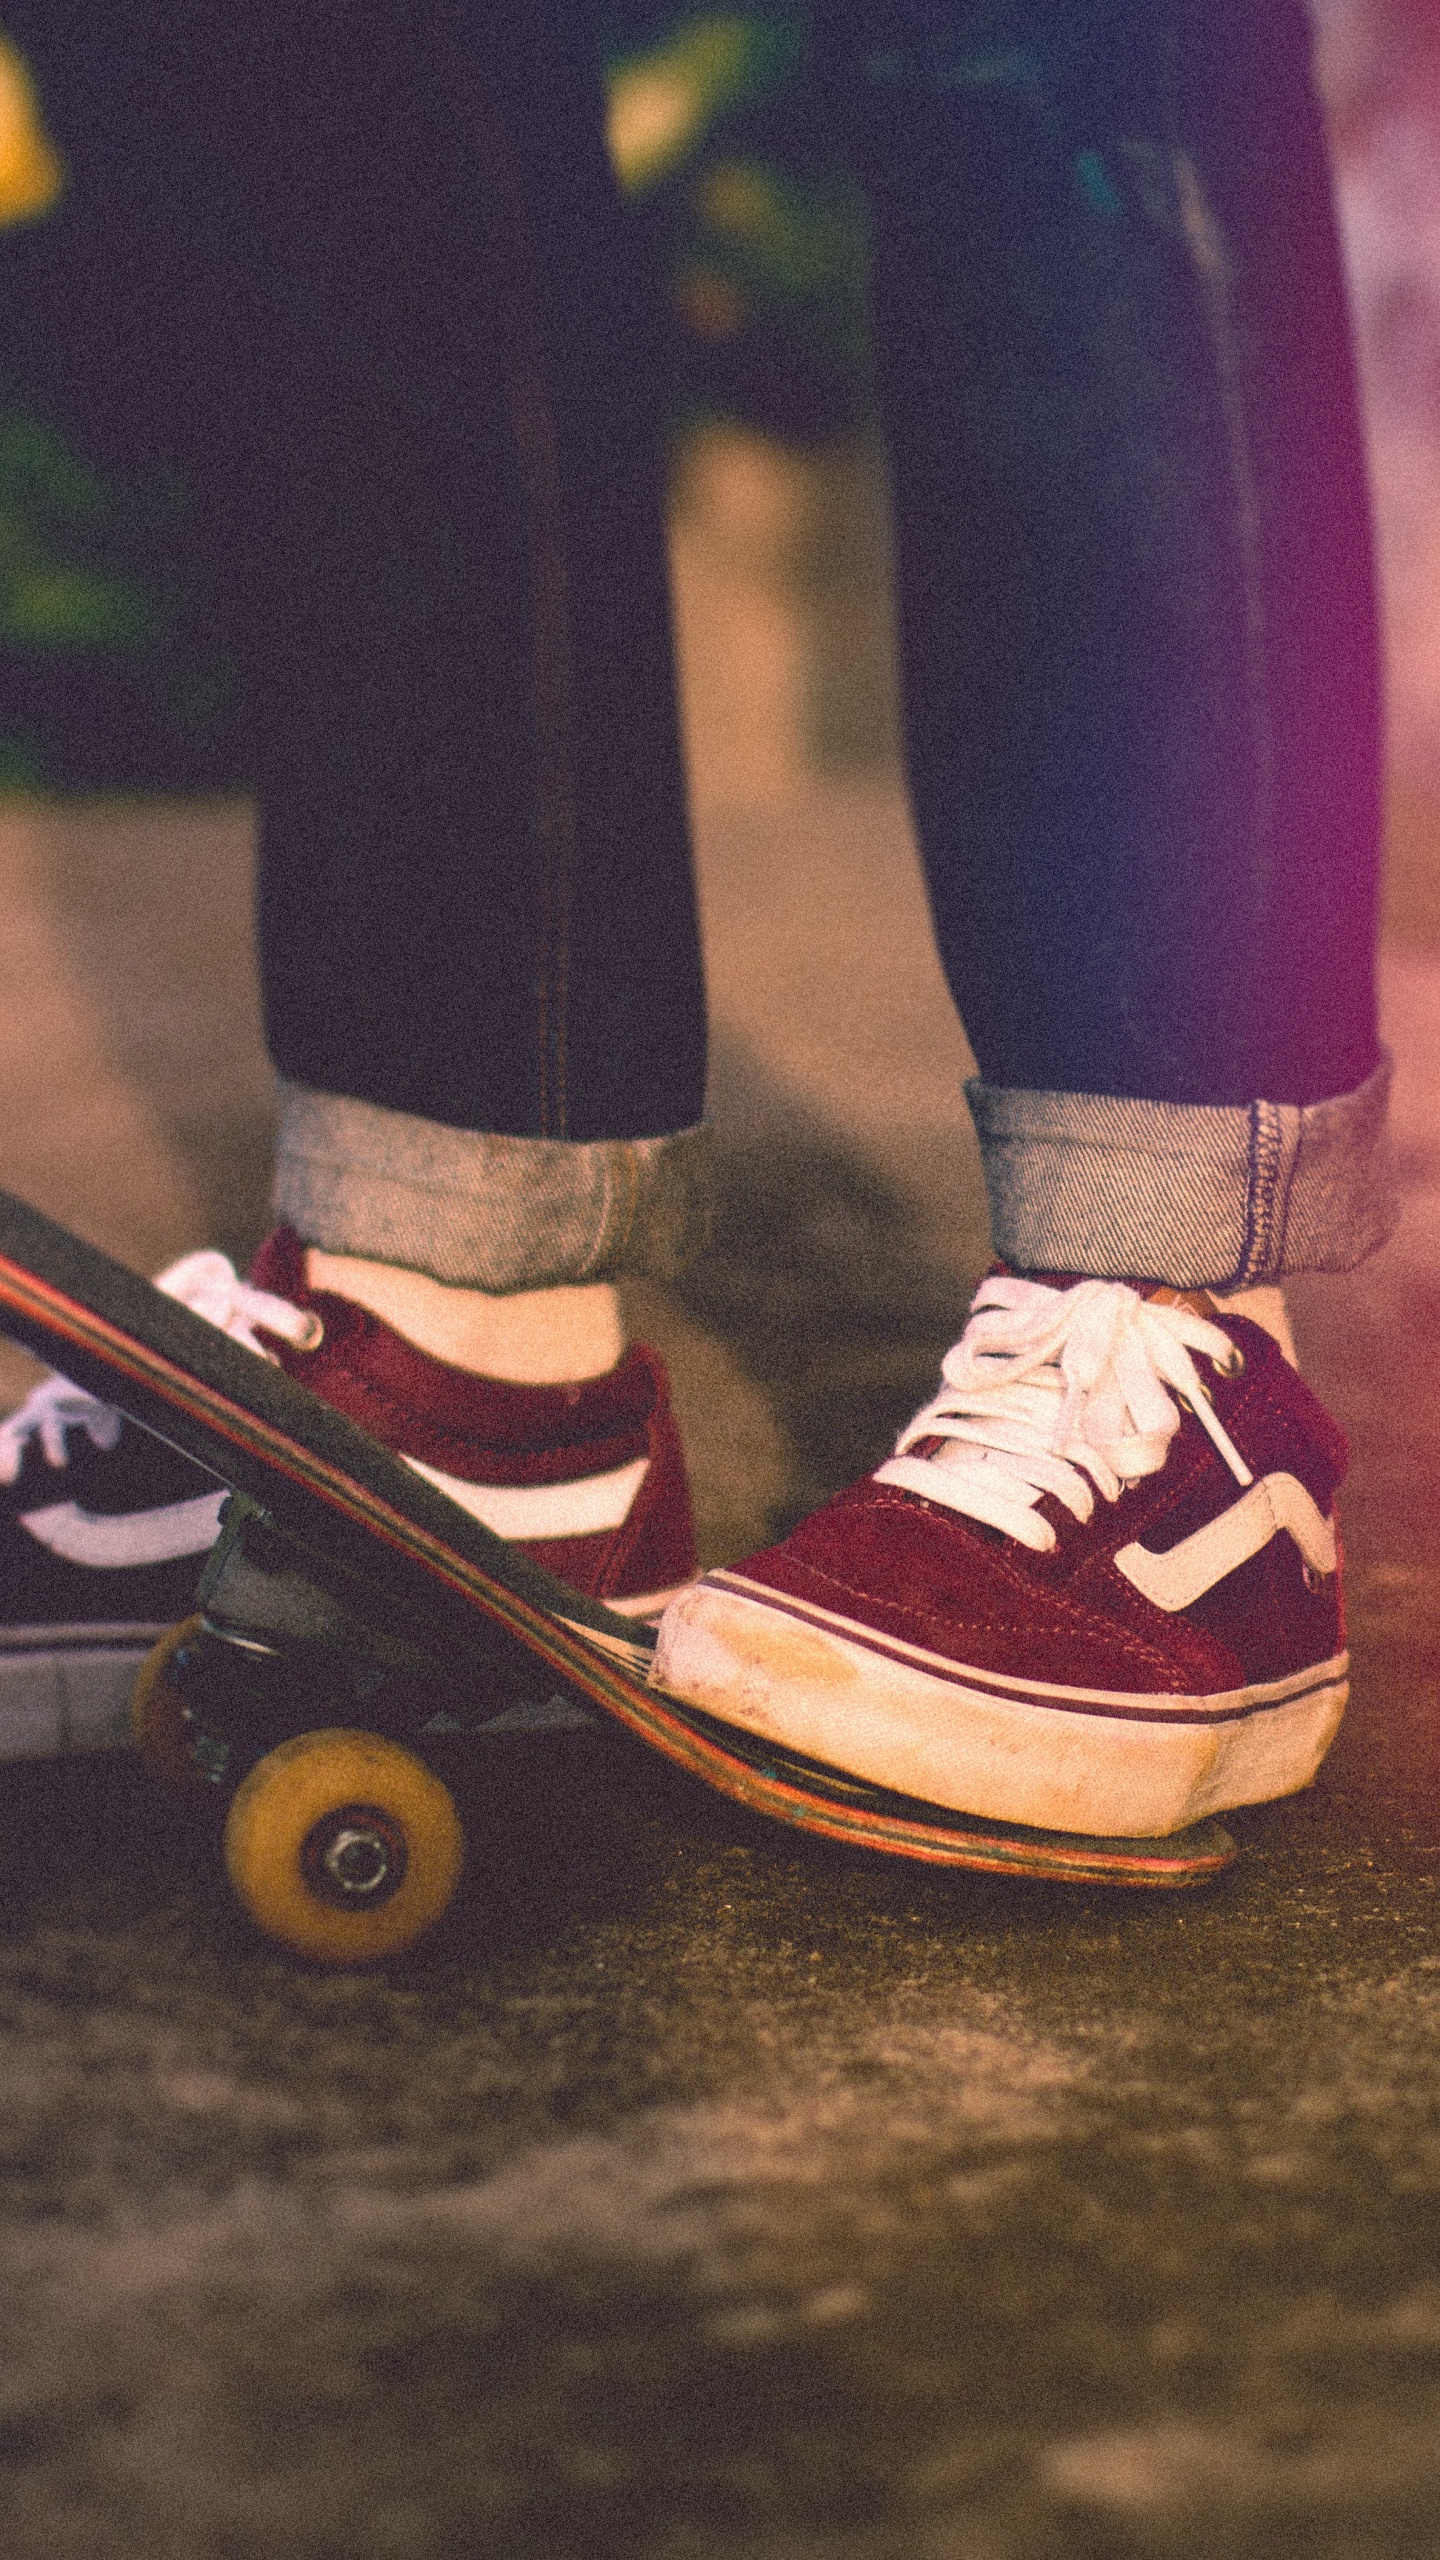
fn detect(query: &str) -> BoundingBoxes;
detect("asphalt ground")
[1,430,1440,2556]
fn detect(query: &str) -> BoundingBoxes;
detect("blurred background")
[0,1,1434,825]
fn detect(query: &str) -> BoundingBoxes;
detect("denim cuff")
[966,1055,1396,1287]
[272,1082,713,1289]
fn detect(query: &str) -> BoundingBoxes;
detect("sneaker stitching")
[282,1350,651,1481]
[780,1500,1216,1686]
[702,1575,1346,1719]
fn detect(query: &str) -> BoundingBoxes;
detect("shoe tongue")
[1148,1283,1220,1319]
[1004,1264,1217,1319]
[248,1224,309,1303]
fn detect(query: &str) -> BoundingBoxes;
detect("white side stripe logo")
[1114,1472,1336,1612]
[403,1452,648,1541]
[20,1491,228,1569]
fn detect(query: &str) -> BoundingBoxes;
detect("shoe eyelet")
[1302,1561,1326,1594]
[1223,1346,1246,1378]
[295,1313,325,1352]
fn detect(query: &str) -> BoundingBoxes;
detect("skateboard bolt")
[192,1731,232,1785]
[302,1803,409,1907]
[325,1827,393,1895]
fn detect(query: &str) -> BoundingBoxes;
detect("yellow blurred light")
[0,36,63,226]
[607,63,706,195]
[606,17,755,196]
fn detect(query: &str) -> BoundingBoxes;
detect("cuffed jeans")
[4,0,1393,1289]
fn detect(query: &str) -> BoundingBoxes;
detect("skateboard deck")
[0,1187,1236,1895]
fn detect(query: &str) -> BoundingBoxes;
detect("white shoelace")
[872,1274,1254,1553]
[0,1248,321,1487]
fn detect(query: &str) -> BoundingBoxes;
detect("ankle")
[1211,1283,1297,1367]
[1012,1265,1299,1370]
[302,1251,624,1384]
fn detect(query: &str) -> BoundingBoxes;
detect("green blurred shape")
[604,12,871,435]
[698,157,865,302]
[0,409,238,784]
[0,731,45,787]
[606,12,802,195]
[0,413,162,653]
[0,565,152,651]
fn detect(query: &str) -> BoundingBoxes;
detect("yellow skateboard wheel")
[223,1728,464,1965]
[131,1615,209,1791]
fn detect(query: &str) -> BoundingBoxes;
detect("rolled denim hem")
[272,1082,713,1289]
[965,1055,1397,1287]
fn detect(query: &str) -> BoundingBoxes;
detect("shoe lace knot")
[0,1248,320,1484]
[0,1376,122,1482]
[873,1274,1254,1553]
[148,1249,322,1359]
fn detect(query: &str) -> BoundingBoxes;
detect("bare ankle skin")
[303,1252,624,1383]
[1214,1284,1297,1367]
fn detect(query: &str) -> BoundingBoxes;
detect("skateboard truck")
[127,1489,1239,1964]
[131,1488,589,1958]
[155,1484,595,1775]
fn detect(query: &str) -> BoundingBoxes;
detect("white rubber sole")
[604,1579,696,1621]
[653,1573,1349,1838]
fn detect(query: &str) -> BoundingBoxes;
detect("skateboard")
[0,1188,1237,1959]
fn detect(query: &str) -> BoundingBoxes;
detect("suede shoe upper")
[249,1228,696,1606]
[706,1288,1346,1700]
[732,1320,1342,1699]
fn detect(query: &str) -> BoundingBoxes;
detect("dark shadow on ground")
[681,1031,988,1528]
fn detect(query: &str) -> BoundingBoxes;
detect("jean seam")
[1241,1100,1274,1281]
[1242,1101,1305,1281]
[465,58,576,1139]
[966,1058,1393,1285]
[1171,147,1277,934]
[609,1146,640,1275]
[272,1084,714,1286]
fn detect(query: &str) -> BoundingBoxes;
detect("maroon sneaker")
[655,1274,1349,1837]
[248,1229,696,1613]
